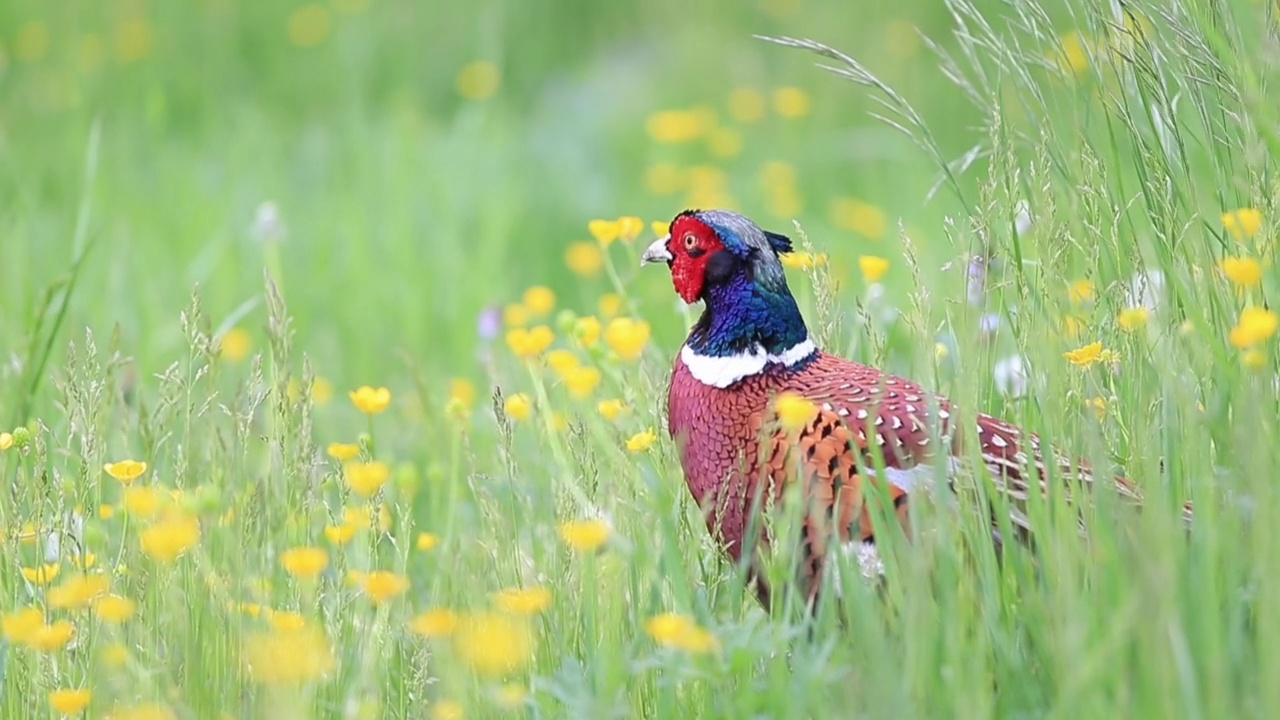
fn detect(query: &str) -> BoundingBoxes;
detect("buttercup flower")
[327,442,360,461]
[546,349,580,377]
[416,532,440,551]
[565,242,604,277]
[503,393,533,422]
[345,461,391,496]
[596,399,627,422]
[93,594,137,623]
[626,429,657,453]
[1229,307,1278,349]
[139,514,201,563]
[859,256,890,284]
[1117,307,1150,332]
[1222,208,1263,240]
[324,522,358,545]
[572,316,602,347]
[506,326,555,359]
[281,547,328,579]
[495,586,551,615]
[598,293,624,319]
[563,366,602,399]
[604,318,650,360]
[522,286,556,317]
[103,459,148,484]
[349,386,392,414]
[831,198,888,239]
[48,688,92,715]
[645,612,718,653]
[774,392,818,432]
[1221,256,1263,288]
[772,87,811,118]
[22,563,61,586]
[558,519,611,552]
[359,571,409,604]
[588,219,621,245]
[455,611,534,676]
[409,608,458,638]
[47,573,110,609]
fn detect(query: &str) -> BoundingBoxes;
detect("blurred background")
[1,0,1021,395]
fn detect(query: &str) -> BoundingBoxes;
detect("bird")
[640,208,1190,609]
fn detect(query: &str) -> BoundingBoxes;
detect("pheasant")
[641,209,1184,608]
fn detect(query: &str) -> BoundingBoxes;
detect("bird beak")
[641,236,673,267]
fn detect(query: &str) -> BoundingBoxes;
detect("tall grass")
[2,0,1279,717]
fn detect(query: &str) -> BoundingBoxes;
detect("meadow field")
[2,0,1280,717]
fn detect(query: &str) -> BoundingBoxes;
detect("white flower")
[993,355,1029,398]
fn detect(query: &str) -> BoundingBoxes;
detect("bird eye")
[682,233,698,250]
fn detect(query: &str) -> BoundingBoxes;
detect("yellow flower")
[546,349,580,377]
[617,216,645,242]
[1117,307,1150,332]
[650,220,669,237]
[503,393,533,422]
[774,392,817,432]
[558,519,611,553]
[345,461,391,496]
[494,586,551,615]
[596,399,627,422]
[1229,307,1279,349]
[324,522,359,545]
[242,625,335,685]
[0,432,11,451]
[1064,340,1107,367]
[506,326,555,359]
[103,459,148,484]
[71,553,96,570]
[572,316,602,348]
[455,611,534,676]
[1223,208,1263,240]
[779,252,828,271]
[123,486,168,519]
[563,366,602,399]
[830,198,888,239]
[645,109,715,144]
[26,620,76,652]
[327,442,361,461]
[456,60,500,101]
[313,377,334,404]
[588,219,621,245]
[728,86,766,123]
[598,293,624,319]
[565,242,604,277]
[772,87,811,118]
[47,573,110,609]
[360,571,410,604]
[707,127,743,159]
[139,514,201,563]
[604,318,651,360]
[1053,31,1092,76]
[2,607,43,643]
[219,327,252,362]
[626,429,657,453]
[98,504,116,521]
[431,701,465,720]
[1221,256,1263,288]
[1086,396,1109,419]
[645,612,718,653]
[93,594,136,623]
[1068,279,1095,304]
[523,286,556,317]
[1242,349,1268,370]
[22,563,61,586]
[349,386,392,414]
[409,608,459,638]
[503,303,531,328]
[286,4,331,47]
[644,163,686,196]
[267,610,308,632]
[416,532,440,551]
[281,547,328,579]
[858,256,890,284]
[49,688,92,715]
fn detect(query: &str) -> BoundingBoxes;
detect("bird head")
[641,209,794,304]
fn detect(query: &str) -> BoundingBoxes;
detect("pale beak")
[641,235,673,267]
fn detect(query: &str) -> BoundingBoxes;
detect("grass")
[2,0,1280,717]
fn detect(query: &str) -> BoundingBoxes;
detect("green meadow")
[2,0,1279,717]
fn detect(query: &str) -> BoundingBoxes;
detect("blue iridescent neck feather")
[688,271,810,358]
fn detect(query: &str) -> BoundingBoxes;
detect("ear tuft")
[764,231,793,255]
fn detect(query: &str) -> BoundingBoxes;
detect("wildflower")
[345,461,391,496]
[242,625,335,685]
[1221,256,1263,288]
[523,286,556,316]
[772,87,811,118]
[455,611,534,676]
[596,399,627,422]
[0,432,11,451]
[432,701,465,720]
[604,318,650,360]
[617,216,645,242]
[349,386,392,414]
[324,522,358,545]
[572,316,602,348]
[503,303,531,328]
[98,504,116,521]
[644,163,686,196]
[779,252,828,271]
[99,642,131,668]
[360,571,409,604]
[588,219,621,245]
[281,547,328,579]
[1087,396,1109,419]
[1223,208,1263,240]
[49,688,92,715]
[456,60,500,100]
[728,87,766,123]
[71,553,96,570]
[598,293,624,319]
[830,198,888,239]
[327,442,361,461]
[47,573,110,609]
[124,486,168,519]
[774,393,818,432]
[1064,341,1107,368]
[558,519,611,553]
[267,610,308,632]
[546,349,580,376]
[1068,279,1095,304]
[1118,307,1150,332]
[1229,307,1279,349]
[219,328,252,362]
[93,594,136,623]
[565,242,604,277]
[22,563,61,586]
[1242,350,1268,371]
[1054,31,1092,76]
[416,532,440,552]
[103,459,148,484]
[550,412,570,433]
[626,429,657,453]
[645,108,715,144]
[286,4,332,48]
[495,586,551,615]
[859,256,890,284]
[563,366,602,399]
[139,514,201,563]
[450,378,477,410]
[409,608,459,638]
[645,612,718,653]
[707,127,744,159]
[2,607,43,643]
[26,620,76,652]
[502,393,533,422]
[506,326,555,359]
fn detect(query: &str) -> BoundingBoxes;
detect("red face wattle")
[667,215,725,303]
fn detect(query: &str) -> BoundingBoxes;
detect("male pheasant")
[641,209,1183,608]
